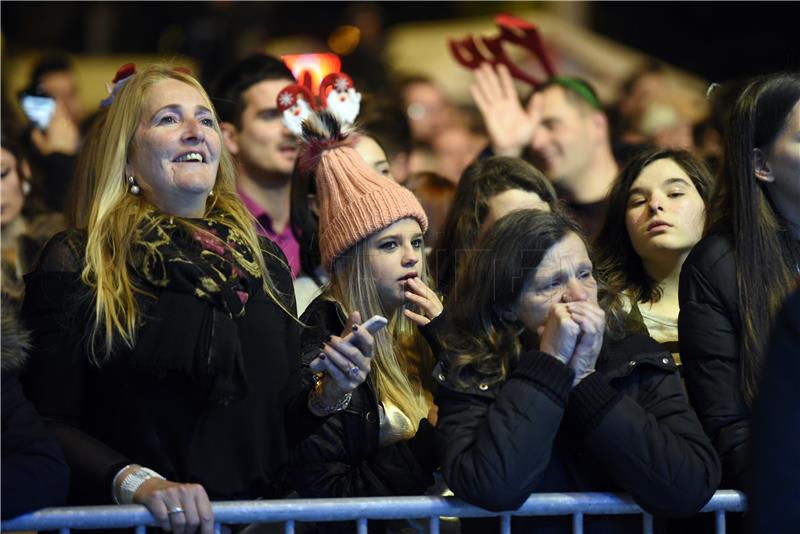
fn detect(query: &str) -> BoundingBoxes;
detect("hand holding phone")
[343,314,388,354]
[356,315,389,335]
[20,93,56,131]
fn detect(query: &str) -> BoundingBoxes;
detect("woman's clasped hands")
[538,301,606,387]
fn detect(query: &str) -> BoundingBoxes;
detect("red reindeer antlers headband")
[449,13,556,87]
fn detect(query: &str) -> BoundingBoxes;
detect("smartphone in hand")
[344,314,388,356]
[19,85,55,131]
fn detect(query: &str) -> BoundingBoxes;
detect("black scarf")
[128,211,263,405]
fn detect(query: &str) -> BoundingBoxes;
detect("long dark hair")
[289,159,323,284]
[708,72,800,403]
[595,148,713,303]
[432,156,559,296]
[441,209,625,387]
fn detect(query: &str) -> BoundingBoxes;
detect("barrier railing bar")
[283,519,295,534]
[572,512,583,534]
[1,491,746,532]
[59,527,69,534]
[356,517,367,534]
[715,510,726,534]
[642,512,653,534]
[213,522,221,534]
[135,526,146,534]
[500,514,511,534]
[428,515,440,534]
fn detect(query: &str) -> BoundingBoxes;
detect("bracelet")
[112,465,165,504]
[307,384,352,417]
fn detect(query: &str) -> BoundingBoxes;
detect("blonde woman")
[287,112,442,514]
[20,65,372,533]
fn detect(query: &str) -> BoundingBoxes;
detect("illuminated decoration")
[281,53,341,94]
[328,25,361,55]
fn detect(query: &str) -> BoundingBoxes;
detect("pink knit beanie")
[299,111,428,271]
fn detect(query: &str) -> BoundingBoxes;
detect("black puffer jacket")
[678,232,749,489]
[435,332,720,533]
[287,298,440,502]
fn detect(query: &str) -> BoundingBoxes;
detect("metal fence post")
[715,510,726,534]
[572,512,583,534]
[641,512,653,534]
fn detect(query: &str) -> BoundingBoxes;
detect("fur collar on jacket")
[1,297,31,373]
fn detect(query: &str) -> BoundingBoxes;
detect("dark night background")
[2,2,798,85]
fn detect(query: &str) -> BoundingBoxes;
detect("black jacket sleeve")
[1,372,71,519]
[749,289,800,532]
[566,359,721,517]
[287,408,437,497]
[260,238,320,446]
[435,350,574,511]
[678,234,749,488]
[20,232,133,499]
[288,298,437,497]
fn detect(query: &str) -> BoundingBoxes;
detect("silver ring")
[168,506,184,515]
[349,366,360,378]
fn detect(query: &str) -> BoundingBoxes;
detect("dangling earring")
[21,181,32,195]
[208,189,214,197]
[128,175,140,195]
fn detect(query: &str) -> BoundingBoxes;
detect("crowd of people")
[1,45,798,534]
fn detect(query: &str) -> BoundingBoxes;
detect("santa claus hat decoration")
[276,84,318,136]
[319,72,362,125]
[276,71,362,135]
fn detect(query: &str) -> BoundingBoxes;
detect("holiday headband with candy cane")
[276,72,362,136]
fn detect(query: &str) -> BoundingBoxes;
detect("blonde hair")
[83,64,288,364]
[325,229,434,432]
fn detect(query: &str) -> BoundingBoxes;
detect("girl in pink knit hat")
[288,110,445,514]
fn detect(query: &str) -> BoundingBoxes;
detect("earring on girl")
[128,175,140,195]
[21,181,31,195]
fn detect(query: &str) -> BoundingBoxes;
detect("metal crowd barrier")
[1,490,746,534]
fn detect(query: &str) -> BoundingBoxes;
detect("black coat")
[20,230,318,505]
[287,298,439,502]
[435,333,720,533]
[678,232,750,489]
[748,288,800,533]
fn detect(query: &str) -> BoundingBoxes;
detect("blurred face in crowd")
[366,217,424,313]
[126,79,221,217]
[759,100,800,227]
[482,189,551,232]
[513,232,598,333]
[1,147,26,226]
[403,81,449,145]
[355,135,393,179]
[223,78,298,178]
[625,158,706,262]
[432,125,485,184]
[39,69,83,124]
[529,86,602,188]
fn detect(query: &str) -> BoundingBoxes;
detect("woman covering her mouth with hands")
[434,209,719,533]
